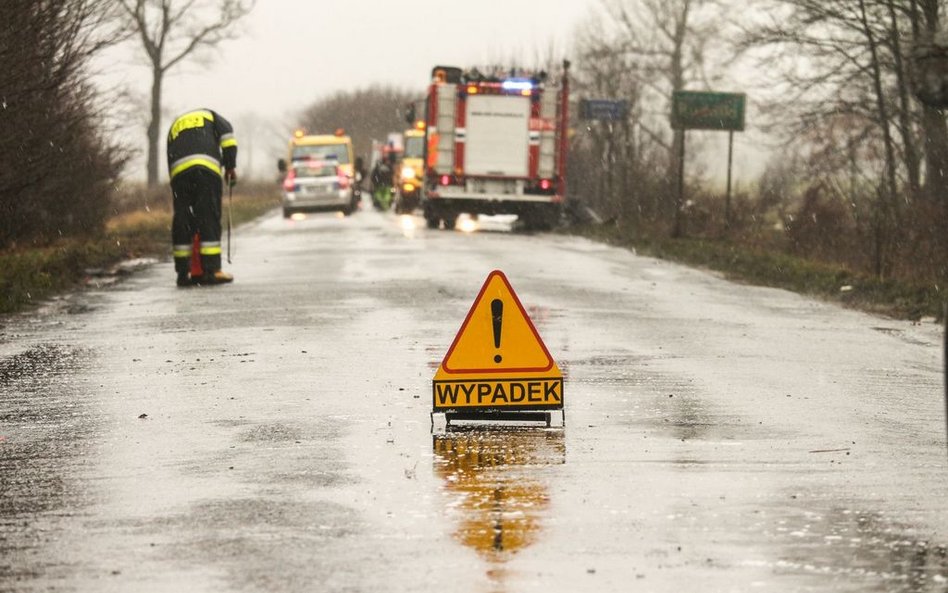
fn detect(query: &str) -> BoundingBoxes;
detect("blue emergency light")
[501,79,535,91]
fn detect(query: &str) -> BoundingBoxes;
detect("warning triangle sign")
[440,270,555,374]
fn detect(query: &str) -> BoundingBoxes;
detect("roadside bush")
[110,183,173,217]
[785,185,857,263]
[0,0,126,249]
[299,86,419,163]
[891,200,948,286]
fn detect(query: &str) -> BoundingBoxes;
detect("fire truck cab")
[421,63,570,230]
[394,124,426,214]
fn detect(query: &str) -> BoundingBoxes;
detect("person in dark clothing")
[167,108,238,287]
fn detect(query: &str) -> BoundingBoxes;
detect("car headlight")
[401,166,416,180]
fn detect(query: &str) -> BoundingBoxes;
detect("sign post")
[726,130,734,228]
[671,91,746,232]
[432,270,564,427]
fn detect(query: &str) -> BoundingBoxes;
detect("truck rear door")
[464,95,530,178]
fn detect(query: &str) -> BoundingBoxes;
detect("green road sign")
[671,91,746,131]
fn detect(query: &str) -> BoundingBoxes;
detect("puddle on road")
[125,414,365,592]
[741,506,948,592]
[139,497,365,591]
[653,390,780,443]
[0,343,98,582]
[433,427,565,585]
[571,351,790,444]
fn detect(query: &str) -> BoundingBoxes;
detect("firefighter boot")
[176,272,192,288]
[201,270,234,285]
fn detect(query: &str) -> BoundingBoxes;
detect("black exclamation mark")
[491,299,504,364]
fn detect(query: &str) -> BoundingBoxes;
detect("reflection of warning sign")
[433,270,563,412]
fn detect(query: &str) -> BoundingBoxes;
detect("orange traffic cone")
[189,232,203,279]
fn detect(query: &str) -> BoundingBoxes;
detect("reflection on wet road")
[433,428,565,570]
[0,344,97,584]
[1,206,947,592]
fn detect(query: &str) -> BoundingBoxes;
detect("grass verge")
[570,223,945,321]
[0,183,280,316]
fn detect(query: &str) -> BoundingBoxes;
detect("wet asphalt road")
[1,203,947,593]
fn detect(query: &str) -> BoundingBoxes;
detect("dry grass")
[570,222,946,321]
[0,181,280,315]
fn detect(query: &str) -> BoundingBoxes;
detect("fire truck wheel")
[521,206,561,231]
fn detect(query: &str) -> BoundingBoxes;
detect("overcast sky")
[133,1,596,119]
[103,0,599,177]
[103,0,766,182]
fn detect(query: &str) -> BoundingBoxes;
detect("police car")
[279,131,359,217]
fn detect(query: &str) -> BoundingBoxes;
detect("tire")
[521,206,561,232]
[283,207,293,218]
[442,215,457,230]
[521,216,549,232]
[423,203,440,228]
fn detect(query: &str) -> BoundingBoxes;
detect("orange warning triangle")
[440,270,555,374]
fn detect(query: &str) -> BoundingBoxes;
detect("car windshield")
[293,162,337,178]
[292,144,350,164]
[404,136,424,158]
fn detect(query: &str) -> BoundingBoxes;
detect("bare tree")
[573,13,652,228]
[567,1,719,234]
[739,0,918,275]
[116,0,255,186]
[298,86,422,163]
[907,0,948,202]
[599,0,721,234]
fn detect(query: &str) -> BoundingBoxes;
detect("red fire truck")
[420,62,570,230]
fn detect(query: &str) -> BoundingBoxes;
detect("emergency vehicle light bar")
[501,79,535,91]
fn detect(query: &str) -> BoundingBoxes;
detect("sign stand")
[433,409,565,429]
[431,270,565,427]
[675,130,686,238]
[725,130,734,229]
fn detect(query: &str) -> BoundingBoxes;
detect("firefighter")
[167,108,238,287]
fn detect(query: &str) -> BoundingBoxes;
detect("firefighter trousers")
[171,167,223,276]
